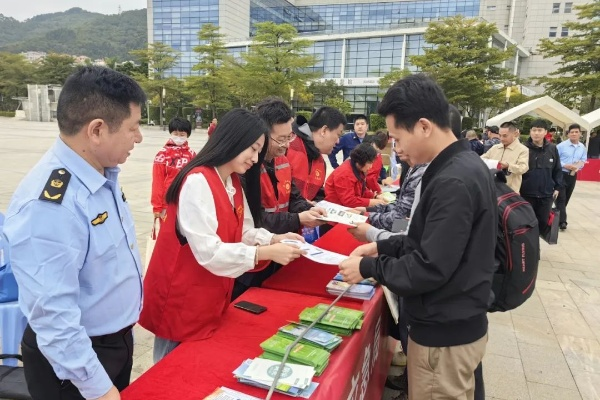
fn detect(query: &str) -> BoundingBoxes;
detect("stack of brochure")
[233,358,319,398]
[299,304,364,336]
[277,323,343,351]
[260,335,330,375]
[326,280,375,300]
[332,272,376,286]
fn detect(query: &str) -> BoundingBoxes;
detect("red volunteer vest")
[260,156,292,213]
[287,138,326,201]
[139,166,246,342]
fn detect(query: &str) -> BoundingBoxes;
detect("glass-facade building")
[150,0,521,113]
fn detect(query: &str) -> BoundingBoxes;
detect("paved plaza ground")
[0,118,599,399]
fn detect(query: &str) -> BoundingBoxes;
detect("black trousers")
[556,172,577,225]
[522,196,554,233]
[21,324,134,400]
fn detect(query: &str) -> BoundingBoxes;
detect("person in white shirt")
[556,123,587,230]
[139,108,305,363]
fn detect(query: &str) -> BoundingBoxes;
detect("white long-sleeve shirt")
[177,169,274,278]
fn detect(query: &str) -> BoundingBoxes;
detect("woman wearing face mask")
[151,117,196,219]
[140,108,306,363]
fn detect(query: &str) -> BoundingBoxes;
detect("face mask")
[171,135,187,146]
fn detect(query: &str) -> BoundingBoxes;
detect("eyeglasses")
[271,133,296,148]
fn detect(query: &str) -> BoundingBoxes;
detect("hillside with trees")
[0,8,147,60]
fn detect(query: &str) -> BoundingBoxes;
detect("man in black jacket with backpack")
[339,74,497,399]
[520,119,563,233]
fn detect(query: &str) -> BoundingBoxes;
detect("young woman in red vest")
[140,109,305,363]
[325,143,388,208]
[288,107,347,202]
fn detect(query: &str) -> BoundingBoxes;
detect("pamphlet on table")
[326,280,375,300]
[203,386,262,400]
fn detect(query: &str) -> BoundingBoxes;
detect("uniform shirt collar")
[505,139,521,150]
[53,137,114,194]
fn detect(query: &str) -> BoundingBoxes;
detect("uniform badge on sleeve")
[39,168,71,204]
[91,212,108,226]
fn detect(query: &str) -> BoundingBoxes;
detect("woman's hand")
[258,243,306,265]
[271,233,305,244]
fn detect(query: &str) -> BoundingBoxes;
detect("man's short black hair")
[489,125,499,134]
[377,74,450,132]
[168,117,192,136]
[531,119,548,130]
[363,130,388,150]
[308,106,347,132]
[354,114,368,124]
[57,66,147,136]
[254,96,293,132]
[568,123,581,133]
[500,121,518,132]
[448,104,462,139]
[548,127,557,133]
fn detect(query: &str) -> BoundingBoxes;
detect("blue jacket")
[329,132,363,168]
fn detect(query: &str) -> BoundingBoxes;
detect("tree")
[229,22,321,106]
[185,24,232,118]
[324,97,352,115]
[378,68,411,95]
[35,53,76,85]
[0,52,36,110]
[410,16,516,117]
[536,1,600,111]
[130,42,180,127]
[115,61,148,77]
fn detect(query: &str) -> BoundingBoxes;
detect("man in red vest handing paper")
[234,97,327,298]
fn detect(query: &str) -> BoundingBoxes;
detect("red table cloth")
[122,288,392,400]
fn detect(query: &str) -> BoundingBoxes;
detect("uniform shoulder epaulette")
[39,168,71,204]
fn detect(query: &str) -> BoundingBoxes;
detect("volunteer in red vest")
[234,97,327,299]
[288,107,347,202]
[325,143,388,208]
[140,109,306,363]
[151,117,196,219]
[363,130,393,194]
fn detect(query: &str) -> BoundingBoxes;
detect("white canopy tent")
[486,96,591,147]
[583,108,600,132]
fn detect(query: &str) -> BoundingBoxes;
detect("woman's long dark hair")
[166,108,269,226]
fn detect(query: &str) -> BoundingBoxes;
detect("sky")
[0,0,147,21]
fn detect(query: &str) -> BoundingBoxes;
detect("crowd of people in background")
[2,65,597,400]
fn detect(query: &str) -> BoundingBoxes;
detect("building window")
[564,2,573,13]
[549,27,557,37]
[552,3,560,13]
[561,27,569,37]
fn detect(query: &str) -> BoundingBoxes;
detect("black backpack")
[488,172,540,312]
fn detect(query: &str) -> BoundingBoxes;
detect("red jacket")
[140,167,254,342]
[207,123,217,137]
[366,153,383,194]
[324,159,375,208]
[260,156,292,212]
[151,140,196,213]
[287,138,326,201]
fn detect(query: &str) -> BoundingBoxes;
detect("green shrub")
[148,106,160,124]
[0,111,15,117]
[164,107,180,123]
[369,114,386,132]
[296,110,312,122]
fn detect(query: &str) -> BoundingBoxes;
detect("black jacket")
[520,138,563,198]
[359,140,497,347]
